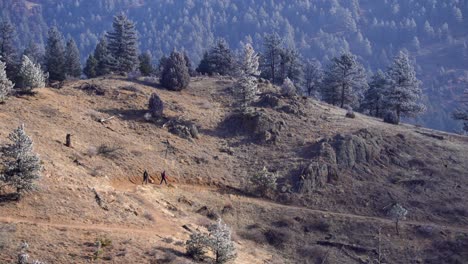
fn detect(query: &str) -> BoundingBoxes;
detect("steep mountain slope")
[0,76,467,263]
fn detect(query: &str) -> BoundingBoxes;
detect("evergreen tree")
[362,70,387,117]
[261,33,283,84]
[44,27,66,82]
[0,20,19,82]
[304,59,323,97]
[0,60,14,103]
[160,51,190,91]
[148,93,164,118]
[23,41,44,66]
[138,51,153,76]
[383,51,425,122]
[106,14,139,74]
[183,51,196,77]
[83,55,98,78]
[239,43,260,77]
[0,124,42,199]
[196,39,236,76]
[452,89,468,132]
[321,52,368,108]
[279,48,304,86]
[65,38,81,78]
[281,77,297,97]
[235,43,260,109]
[18,55,46,93]
[93,37,113,76]
[207,219,237,263]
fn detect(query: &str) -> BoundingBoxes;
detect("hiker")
[143,170,149,185]
[160,170,168,185]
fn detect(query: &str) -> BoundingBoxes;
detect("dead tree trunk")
[65,134,72,147]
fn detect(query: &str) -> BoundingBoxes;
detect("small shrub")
[96,144,122,159]
[264,228,291,249]
[281,77,296,97]
[383,111,399,125]
[186,233,209,260]
[249,167,278,197]
[345,106,356,118]
[148,93,164,118]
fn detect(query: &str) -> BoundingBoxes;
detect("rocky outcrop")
[298,129,383,193]
[223,110,286,143]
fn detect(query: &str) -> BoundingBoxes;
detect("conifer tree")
[452,89,468,132]
[281,77,297,97]
[106,14,139,74]
[207,219,237,263]
[196,39,236,76]
[240,43,260,77]
[65,38,81,78]
[279,48,304,86]
[93,37,113,76]
[0,60,14,103]
[304,59,323,97]
[362,70,387,117]
[321,52,368,108]
[235,43,260,109]
[18,55,46,93]
[261,33,283,84]
[45,27,66,82]
[23,41,43,66]
[160,51,190,91]
[183,51,196,76]
[83,55,98,78]
[383,51,425,122]
[0,20,19,82]
[138,51,153,76]
[0,124,42,199]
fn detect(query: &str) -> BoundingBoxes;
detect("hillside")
[0,76,468,263]
[1,0,468,132]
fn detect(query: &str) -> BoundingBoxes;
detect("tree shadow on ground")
[0,193,19,204]
[99,108,148,122]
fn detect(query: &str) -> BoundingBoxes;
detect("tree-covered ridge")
[0,0,467,131]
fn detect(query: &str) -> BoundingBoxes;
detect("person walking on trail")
[143,170,149,185]
[160,170,168,185]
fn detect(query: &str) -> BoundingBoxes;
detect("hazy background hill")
[1,0,467,131]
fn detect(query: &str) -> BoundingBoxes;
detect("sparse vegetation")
[249,167,278,197]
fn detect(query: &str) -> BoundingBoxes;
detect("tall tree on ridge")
[65,38,81,78]
[45,27,66,82]
[0,20,19,82]
[106,13,139,74]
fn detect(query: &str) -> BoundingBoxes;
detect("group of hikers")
[142,169,168,185]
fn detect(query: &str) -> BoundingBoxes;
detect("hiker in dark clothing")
[160,170,168,185]
[143,170,149,185]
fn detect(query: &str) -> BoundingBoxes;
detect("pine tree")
[249,167,278,197]
[321,52,368,108]
[160,51,190,91]
[0,124,42,199]
[196,39,236,76]
[383,51,425,122]
[83,55,98,78]
[18,55,46,93]
[279,48,303,86]
[207,219,237,263]
[65,38,81,78]
[281,77,297,97]
[235,43,260,109]
[362,70,387,117]
[239,43,260,77]
[0,20,19,83]
[23,41,44,66]
[261,33,283,84]
[183,51,196,77]
[452,89,468,132]
[0,60,14,103]
[106,14,139,74]
[138,51,153,76]
[45,27,66,82]
[304,59,323,97]
[93,37,113,76]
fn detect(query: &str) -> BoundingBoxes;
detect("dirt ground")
[1,76,467,263]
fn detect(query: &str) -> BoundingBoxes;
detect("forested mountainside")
[1,0,468,131]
